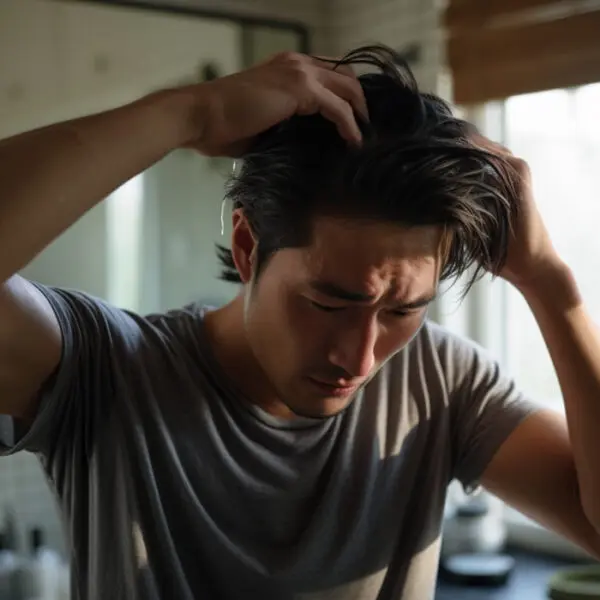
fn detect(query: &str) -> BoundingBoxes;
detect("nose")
[327,314,377,379]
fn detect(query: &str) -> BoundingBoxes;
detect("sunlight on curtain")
[504,84,600,410]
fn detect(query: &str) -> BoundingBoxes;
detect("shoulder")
[34,283,209,358]
[142,300,210,357]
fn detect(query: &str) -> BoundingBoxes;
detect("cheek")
[252,290,324,358]
[282,296,337,353]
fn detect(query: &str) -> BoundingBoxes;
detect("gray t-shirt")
[0,285,537,600]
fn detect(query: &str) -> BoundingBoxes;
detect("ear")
[230,208,257,284]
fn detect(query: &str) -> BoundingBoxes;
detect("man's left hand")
[476,137,564,292]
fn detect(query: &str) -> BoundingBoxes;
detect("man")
[0,45,599,600]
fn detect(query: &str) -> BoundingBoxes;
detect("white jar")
[442,499,507,557]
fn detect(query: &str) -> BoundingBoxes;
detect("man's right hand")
[183,52,369,157]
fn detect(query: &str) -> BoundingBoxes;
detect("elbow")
[579,490,600,557]
[586,527,600,562]
[579,477,600,535]
[583,503,600,540]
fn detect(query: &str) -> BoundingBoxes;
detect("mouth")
[307,377,359,398]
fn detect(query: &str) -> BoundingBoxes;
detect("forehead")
[303,217,442,294]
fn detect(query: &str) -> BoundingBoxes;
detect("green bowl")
[548,566,600,599]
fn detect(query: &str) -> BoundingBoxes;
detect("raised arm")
[0,51,367,422]
[478,140,600,558]
[0,92,195,283]
[0,91,197,421]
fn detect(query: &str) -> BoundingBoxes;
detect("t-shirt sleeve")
[0,283,148,462]
[436,326,541,493]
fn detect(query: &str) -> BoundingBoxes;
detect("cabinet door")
[60,2,240,103]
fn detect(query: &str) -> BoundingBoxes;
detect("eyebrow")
[309,281,437,309]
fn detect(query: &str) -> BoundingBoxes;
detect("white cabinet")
[0,0,241,137]
[58,2,240,102]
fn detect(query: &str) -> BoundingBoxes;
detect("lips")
[308,377,359,397]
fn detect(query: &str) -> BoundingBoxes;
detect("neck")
[203,295,295,418]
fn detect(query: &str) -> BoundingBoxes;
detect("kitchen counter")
[435,550,591,600]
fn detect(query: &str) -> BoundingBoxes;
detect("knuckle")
[336,96,353,115]
[289,63,314,88]
[275,52,319,86]
[335,63,355,77]
[333,92,353,113]
[349,82,365,104]
[512,157,530,172]
[273,50,304,65]
[297,87,321,114]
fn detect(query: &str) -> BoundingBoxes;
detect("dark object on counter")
[30,527,44,553]
[439,553,515,587]
[548,566,600,599]
[1,506,18,551]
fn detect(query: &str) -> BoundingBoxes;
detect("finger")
[472,134,512,157]
[315,86,362,144]
[310,58,361,95]
[319,68,369,122]
[310,56,356,79]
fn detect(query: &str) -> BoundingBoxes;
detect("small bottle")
[2,506,18,552]
[0,532,20,600]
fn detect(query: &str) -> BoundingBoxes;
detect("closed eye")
[310,300,417,318]
[310,300,344,312]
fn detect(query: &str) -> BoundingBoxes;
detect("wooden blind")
[445,0,600,104]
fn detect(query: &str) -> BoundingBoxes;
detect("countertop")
[435,550,590,600]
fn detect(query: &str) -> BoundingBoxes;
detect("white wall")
[142,151,238,313]
[328,0,445,93]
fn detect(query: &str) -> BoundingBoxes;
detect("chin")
[285,391,359,420]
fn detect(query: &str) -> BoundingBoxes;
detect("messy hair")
[216,45,519,292]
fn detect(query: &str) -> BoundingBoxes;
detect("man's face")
[243,217,442,419]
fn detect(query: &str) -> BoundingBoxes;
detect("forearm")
[0,89,196,282]
[520,265,600,531]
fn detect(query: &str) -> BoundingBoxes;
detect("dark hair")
[217,45,519,292]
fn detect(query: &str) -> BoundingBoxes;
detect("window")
[448,86,600,558]
[106,174,145,312]
[462,85,600,558]
[503,84,600,411]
